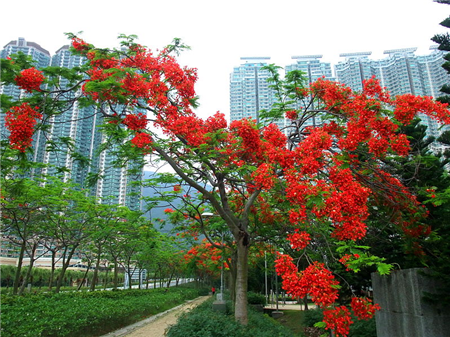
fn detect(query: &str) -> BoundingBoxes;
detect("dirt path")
[100,296,210,337]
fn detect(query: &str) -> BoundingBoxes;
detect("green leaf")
[377,263,393,275]
[314,321,326,328]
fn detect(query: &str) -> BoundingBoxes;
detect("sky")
[1,0,448,121]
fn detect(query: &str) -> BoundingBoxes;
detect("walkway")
[100,296,210,337]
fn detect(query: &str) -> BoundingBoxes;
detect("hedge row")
[1,286,202,337]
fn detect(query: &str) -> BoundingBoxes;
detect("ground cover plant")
[0,286,200,337]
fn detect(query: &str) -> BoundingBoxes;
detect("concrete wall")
[372,268,450,337]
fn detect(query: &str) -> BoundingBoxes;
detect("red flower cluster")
[5,103,42,152]
[350,297,380,320]
[285,110,298,120]
[230,118,263,163]
[275,257,339,308]
[250,163,275,191]
[15,67,45,93]
[122,113,148,131]
[287,230,311,250]
[393,94,450,125]
[130,132,152,154]
[323,306,353,337]
[205,112,228,133]
[71,37,90,52]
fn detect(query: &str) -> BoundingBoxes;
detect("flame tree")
[2,34,450,333]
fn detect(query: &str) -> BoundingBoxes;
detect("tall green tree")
[432,2,450,104]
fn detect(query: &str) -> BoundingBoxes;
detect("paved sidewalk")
[100,296,210,337]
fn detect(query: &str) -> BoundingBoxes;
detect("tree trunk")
[104,266,109,290]
[55,245,78,293]
[113,260,119,289]
[18,242,37,295]
[77,261,91,291]
[13,241,26,295]
[229,250,238,303]
[48,251,56,290]
[166,269,175,288]
[90,250,102,291]
[234,234,250,325]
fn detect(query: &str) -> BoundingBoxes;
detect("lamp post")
[265,251,268,305]
[219,231,224,299]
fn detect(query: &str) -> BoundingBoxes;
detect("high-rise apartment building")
[1,38,142,211]
[284,55,335,131]
[336,47,450,142]
[0,38,51,135]
[229,57,280,126]
[0,37,51,68]
[229,47,450,149]
[334,52,373,92]
[286,55,335,84]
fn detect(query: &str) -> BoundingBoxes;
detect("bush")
[302,308,324,327]
[1,287,199,337]
[197,286,211,296]
[348,316,377,337]
[166,298,293,337]
[247,291,266,305]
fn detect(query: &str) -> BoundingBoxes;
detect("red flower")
[71,37,90,52]
[5,103,42,152]
[323,306,353,337]
[351,297,380,320]
[287,231,311,250]
[130,132,152,154]
[15,67,45,93]
[286,110,299,120]
[122,113,148,131]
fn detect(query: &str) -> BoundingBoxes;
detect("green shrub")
[1,287,199,337]
[166,298,293,337]
[247,291,266,305]
[302,308,324,327]
[348,316,377,337]
[197,287,211,296]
